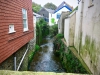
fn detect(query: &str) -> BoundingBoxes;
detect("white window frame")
[9,24,16,33]
[22,8,28,32]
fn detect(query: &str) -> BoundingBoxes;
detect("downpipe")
[14,56,16,71]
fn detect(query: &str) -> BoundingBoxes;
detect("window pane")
[57,13,61,19]
[22,9,26,14]
[22,8,28,31]
[23,19,26,24]
[23,14,27,19]
[23,20,27,28]
[23,23,27,28]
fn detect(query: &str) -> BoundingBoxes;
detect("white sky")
[32,0,78,8]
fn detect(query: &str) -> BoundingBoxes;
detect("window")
[57,13,61,19]
[9,25,16,33]
[88,0,94,8]
[43,14,44,16]
[22,8,28,31]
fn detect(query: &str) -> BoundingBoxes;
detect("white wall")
[74,0,82,53]
[64,11,76,47]
[64,18,69,47]
[49,7,70,26]
[74,0,100,74]
[81,0,100,74]
[54,7,69,24]
[49,13,54,26]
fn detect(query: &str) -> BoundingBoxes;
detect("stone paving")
[0,70,92,75]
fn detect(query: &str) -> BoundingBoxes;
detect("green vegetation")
[36,18,49,45]
[28,18,49,69]
[51,18,55,24]
[29,45,40,62]
[28,18,49,67]
[64,49,88,73]
[81,35,98,65]
[44,2,57,10]
[49,24,58,37]
[28,45,40,69]
[32,2,57,13]
[35,44,40,51]
[53,34,64,56]
[56,34,64,39]
[32,2,42,13]
[54,34,88,73]
[69,6,78,15]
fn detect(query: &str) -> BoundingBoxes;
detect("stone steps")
[0,70,92,75]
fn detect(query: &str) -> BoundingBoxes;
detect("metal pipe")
[17,45,29,71]
[14,57,16,71]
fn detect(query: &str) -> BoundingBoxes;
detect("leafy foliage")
[35,45,40,51]
[49,24,58,37]
[56,34,64,39]
[36,18,49,45]
[44,2,57,10]
[64,49,88,73]
[28,44,40,69]
[53,34,88,73]
[32,2,42,13]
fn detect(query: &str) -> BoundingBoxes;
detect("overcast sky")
[32,0,78,8]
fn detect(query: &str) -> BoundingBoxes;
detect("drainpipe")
[17,44,29,71]
[14,56,16,71]
[79,0,84,54]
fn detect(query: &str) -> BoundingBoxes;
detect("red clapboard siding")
[0,0,34,63]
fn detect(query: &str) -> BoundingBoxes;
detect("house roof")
[54,1,73,13]
[38,7,55,14]
[33,12,43,18]
[44,8,55,14]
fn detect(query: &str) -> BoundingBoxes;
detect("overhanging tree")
[44,3,57,10]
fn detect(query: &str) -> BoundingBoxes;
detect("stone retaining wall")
[0,38,36,71]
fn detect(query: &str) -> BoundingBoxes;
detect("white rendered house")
[49,1,73,26]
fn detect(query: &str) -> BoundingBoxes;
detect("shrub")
[56,33,64,39]
[36,18,49,45]
[53,34,88,73]
[35,44,40,51]
[49,24,58,37]
[28,45,40,69]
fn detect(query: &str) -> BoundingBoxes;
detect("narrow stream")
[29,36,65,72]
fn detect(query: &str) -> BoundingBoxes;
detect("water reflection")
[29,37,65,72]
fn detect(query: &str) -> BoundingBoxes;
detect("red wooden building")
[0,0,34,63]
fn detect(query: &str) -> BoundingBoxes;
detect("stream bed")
[29,36,66,72]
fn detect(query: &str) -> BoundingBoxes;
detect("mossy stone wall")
[0,38,35,71]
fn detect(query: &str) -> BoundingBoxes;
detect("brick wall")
[0,0,34,63]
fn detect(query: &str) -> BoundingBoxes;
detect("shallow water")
[29,37,65,72]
